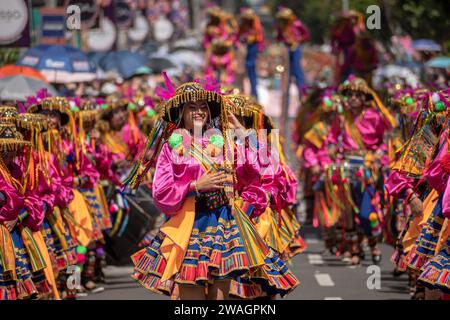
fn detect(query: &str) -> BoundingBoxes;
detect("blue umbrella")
[99,50,151,79]
[426,56,450,69]
[412,39,441,52]
[17,44,97,83]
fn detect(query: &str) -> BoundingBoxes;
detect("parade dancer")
[275,7,310,94]
[300,92,346,254]
[126,81,299,300]
[0,110,53,299]
[334,76,397,265]
[238,8,264,99]
[386,90,450,299]
[203,7,237,86]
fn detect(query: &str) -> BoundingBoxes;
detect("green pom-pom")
[128,103,137,110]
[324,98,332,107]
[435,101,446,112]
[169,133,183,149]
[146,109,156,117]
[76,245,87,254]
[209,134,224,148]
[70,106,80,112]
[405,97,414,105]
[101,103,109,110]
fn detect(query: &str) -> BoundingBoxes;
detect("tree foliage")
[267,0,449,51]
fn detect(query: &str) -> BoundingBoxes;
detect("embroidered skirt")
[131,204,299,299]
[0,229,45,300]
[41,210,78,273]
[418,237,450,293]
[405,195,443,271]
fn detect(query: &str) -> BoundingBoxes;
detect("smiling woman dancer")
[127,81,299,300]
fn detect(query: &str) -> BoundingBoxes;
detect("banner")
[39,8,66,45]
[0,0,30,47]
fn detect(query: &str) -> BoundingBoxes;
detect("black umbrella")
[148,56,177,73]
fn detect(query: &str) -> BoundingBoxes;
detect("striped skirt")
[0,229,50,300]
[131,204,299,299]
[418,237,450,293]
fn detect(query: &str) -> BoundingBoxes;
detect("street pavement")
[80,225,410,300]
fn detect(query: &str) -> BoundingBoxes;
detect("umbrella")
[169,50,204,69]
[412,39,441,52]
[148,56,177,73]
[138,42,159,58]
[17,44,97,83]
[372,64,420,88]
[99,50,151,79]
[0,65,48,82]
[426,56,450,69]
[0,75,57,101]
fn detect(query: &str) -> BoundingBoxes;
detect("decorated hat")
[162,81,224,124]
[16,113,48,132]
[0,122,30,152]
[28,97,71,126]
[70,98,98,124]
[0,106,18,123]
[338,76,372,97]
[241,8,257,20]
[99,94,129,121]
[339,76,397,128]
[207,6,224,18]
[276,7,295,21]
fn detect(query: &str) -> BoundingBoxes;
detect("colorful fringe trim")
[131,205,299,298]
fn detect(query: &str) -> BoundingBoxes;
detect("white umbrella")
[0,75,57,101]
[373,64,420,88]
[169,50,204,69]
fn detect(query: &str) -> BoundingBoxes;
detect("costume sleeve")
[0,176,24,222]
[152,143,192,216]
[385,170,415,199]
[21,190,45,231]
[442,176,450,219]
[302,141,319,169]
[236,146,267,218]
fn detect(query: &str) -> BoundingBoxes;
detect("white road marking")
[308,254,324,265]
[307,238,319,244]
[315,273,335,287]
[324,297,342,300]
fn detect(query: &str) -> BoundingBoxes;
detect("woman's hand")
[409,197,423,217]
[3,217,19,232]
[194,169,232,191]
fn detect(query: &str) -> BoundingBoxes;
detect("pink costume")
[120,123,145,161]
[88,142,122,187]
[302,138,333,170]
[276,19,309,48]
[1,163,45,232]
[329,108,388,152]
[152,140,266,218]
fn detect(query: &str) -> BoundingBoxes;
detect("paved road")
[80,225,410,300]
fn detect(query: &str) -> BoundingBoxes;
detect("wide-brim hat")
[71,99,98,124]
[28,97,71,126]
[339,76,397,128]
[161,82,224,125]
[0,106,18,123]
[16,113,48,132]
[338,76,373,99]
[100,94,129,121]
[276,8,295,21]
[0,122,30,152]
[241,8,257,21]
